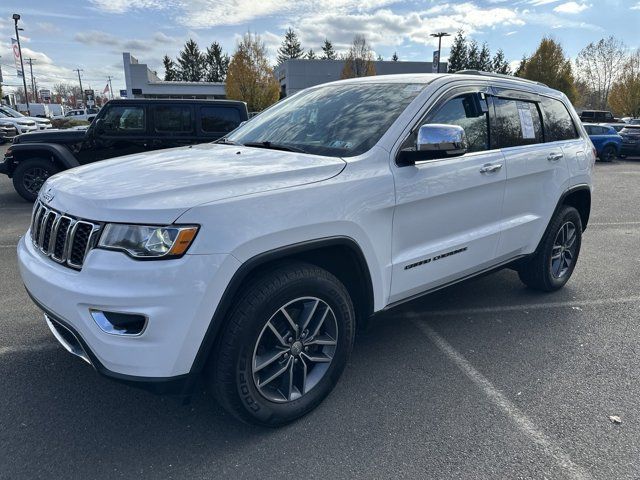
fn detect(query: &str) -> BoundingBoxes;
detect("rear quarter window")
[201,106,242,133]
[541,97,579,142]
[153,105,193,133]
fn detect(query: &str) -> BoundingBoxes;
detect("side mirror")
[398,124,468,166]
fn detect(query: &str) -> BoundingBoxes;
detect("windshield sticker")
[517,101,536,139]
[329,140,353,149]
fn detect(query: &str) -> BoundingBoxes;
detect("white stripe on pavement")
[0,343,58,355]
[410,318,592,480]
[407,295,640,318]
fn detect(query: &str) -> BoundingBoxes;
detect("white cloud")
[631,1,640,9]
[553,2,590,14]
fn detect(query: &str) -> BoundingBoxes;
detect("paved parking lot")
[1,144,640,479]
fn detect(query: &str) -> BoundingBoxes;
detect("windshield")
[227,83,425,157]
[0,106,23,118]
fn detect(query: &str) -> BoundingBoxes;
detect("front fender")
[10,142,80,170]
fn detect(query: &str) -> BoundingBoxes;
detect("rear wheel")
[600,145,617,162]
[209,262,355,426]
[12,158,60,202]
[518,206,582,291]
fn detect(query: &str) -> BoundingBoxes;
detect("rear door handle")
[480,163,503,174]
[548,152,564,162]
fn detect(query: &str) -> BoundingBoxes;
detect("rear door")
[149,103,197,150]
[495,91,577,258]
[389,86,506,303]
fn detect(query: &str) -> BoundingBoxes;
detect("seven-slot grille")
[30,201,102,270]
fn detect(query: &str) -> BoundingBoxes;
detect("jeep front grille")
[30,201,102,270]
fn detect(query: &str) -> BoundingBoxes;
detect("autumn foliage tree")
[340,35,376,79]
[225,32,280,112]
[608,50,640,116]
[519,37,577,102]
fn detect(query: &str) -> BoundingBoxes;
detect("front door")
[89,103,149,162]
[389,88,506,304]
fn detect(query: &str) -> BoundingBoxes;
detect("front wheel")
[518,206,582,292]
[209,262,355,426]
[12,158,60,202]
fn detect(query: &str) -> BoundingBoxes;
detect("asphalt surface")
[1,144,640,479]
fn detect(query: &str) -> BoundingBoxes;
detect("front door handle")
[480,163,503,174]
[548,152,564,162]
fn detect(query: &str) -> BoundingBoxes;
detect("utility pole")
[74,68,84,108]
[107,75,114,100]
[430,32,450,73]
[26,58,38,103]
[13,14,30,114]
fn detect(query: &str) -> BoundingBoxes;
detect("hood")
[42,143,346,224]
[14,128,86,144]
[23,116,51,124]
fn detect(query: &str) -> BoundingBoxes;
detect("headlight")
[97,224,199,259]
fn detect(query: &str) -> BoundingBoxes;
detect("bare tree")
[575,36,626,110]
[341,34,376,79]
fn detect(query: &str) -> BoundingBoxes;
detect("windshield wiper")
[214,137,240,145]
[242,141,308,154]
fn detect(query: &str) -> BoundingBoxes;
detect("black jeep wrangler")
[1,99,248,201]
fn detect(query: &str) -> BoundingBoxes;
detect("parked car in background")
[0,111,38,135]
[628,119,640,125]
[620,125,640,157]
[17,72,594,426]
[47,104,66,117]
[0,105,53,130]
[1,98,249,201]
[0,120,18,143]
[603,123,625,133]
[63,108,100,122]
[579,110,617,123]
[583,123,622,161]
[16,103,54,119]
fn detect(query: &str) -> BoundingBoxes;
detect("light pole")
[75,69,84,108]
[13,14,30,114]
[430,32,450,73]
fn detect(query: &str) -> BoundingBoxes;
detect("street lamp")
[430,32,450,73]
[13,14,30,114]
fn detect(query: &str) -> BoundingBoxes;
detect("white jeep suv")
[18,72,594,425]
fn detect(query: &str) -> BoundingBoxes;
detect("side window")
[493,97,543,148]
[540,97,579,142]
[201,107,242,133]
[583,125,593,135]
[102,106,145,134]
[154,105,193,133]
[427,94,489,152]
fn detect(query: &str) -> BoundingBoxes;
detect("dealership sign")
[11,38,22,77]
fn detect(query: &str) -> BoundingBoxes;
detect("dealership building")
[122,52,446,100]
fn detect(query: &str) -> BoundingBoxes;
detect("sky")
[0,0,638,96]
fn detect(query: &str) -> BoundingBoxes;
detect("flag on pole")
[11,38,23,77]
[103,83,110,94]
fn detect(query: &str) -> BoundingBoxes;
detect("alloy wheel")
[550,221,577,279]
[252,296,338,403]
[22,167,51,195]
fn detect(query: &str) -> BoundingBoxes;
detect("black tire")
[12,158,60,202]
[600,145,617,162]
[209,262,355,426]
[518,206,582,292]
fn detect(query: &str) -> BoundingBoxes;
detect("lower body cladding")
[621,143,640,156]
[17,234,240,393]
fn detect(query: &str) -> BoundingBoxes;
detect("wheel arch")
[561,184,591,231]
[184,236,374,392]
[10,143,79,173]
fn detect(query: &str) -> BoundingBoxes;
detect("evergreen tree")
[321,39,336,60]
[466,40,481,70]
[162,55,178,81]
[306,49,317,59]
[177,39,205,81]
[479,42,491,71]
[491,49,511,75]
[447,29,467,72]
[514,55,527,77]
[392,52,399,61]
[520,38,577,101]
[204,41,229,82]
[277,28,304,64]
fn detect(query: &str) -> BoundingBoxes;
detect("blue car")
[583,123,622,162]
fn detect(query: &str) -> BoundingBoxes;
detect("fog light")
[90,310,147,336]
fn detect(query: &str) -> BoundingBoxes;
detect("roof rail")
[454,70,548,88]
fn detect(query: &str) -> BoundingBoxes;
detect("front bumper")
[16,125,38,134]
[18,234,240,382]
[621,143,640,156]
